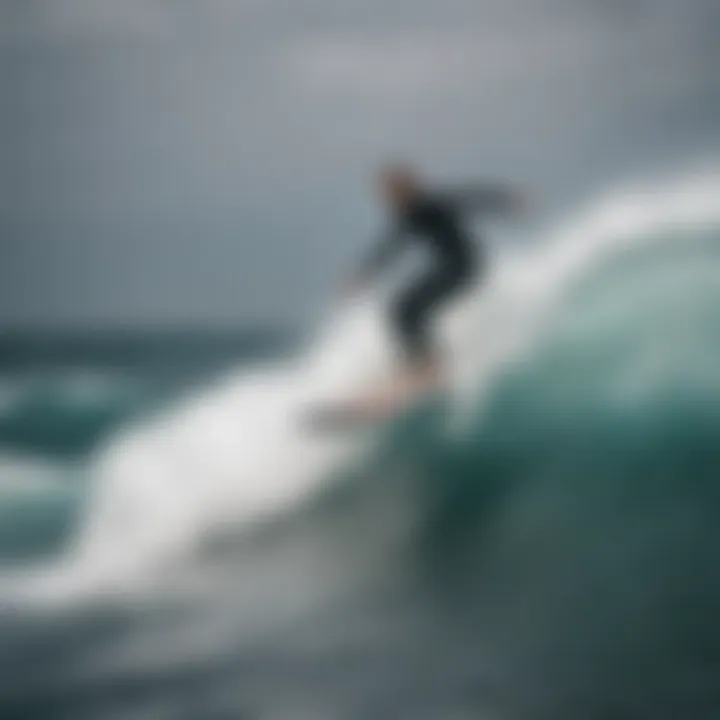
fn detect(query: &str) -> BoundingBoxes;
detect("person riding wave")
[346,163,525,411]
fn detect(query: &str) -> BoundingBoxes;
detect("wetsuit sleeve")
[446,184,522,217]
[356,225,406,282]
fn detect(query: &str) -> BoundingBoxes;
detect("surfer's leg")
[308,269,470,423]
[390,269,464,389]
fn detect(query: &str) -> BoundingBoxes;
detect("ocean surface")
[1,173,720,720]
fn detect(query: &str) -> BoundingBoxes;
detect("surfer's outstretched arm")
[446,184,526,217]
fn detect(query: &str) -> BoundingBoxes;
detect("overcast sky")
[1,0,719,327]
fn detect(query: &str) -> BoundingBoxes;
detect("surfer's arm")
[446,184,525,217]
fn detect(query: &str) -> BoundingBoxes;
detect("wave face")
[1,172,720,719]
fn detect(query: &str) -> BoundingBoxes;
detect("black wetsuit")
[362,185,517,362]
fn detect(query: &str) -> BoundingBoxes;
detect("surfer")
[347,163,525,411]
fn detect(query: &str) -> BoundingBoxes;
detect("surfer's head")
[377,162,421,210]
